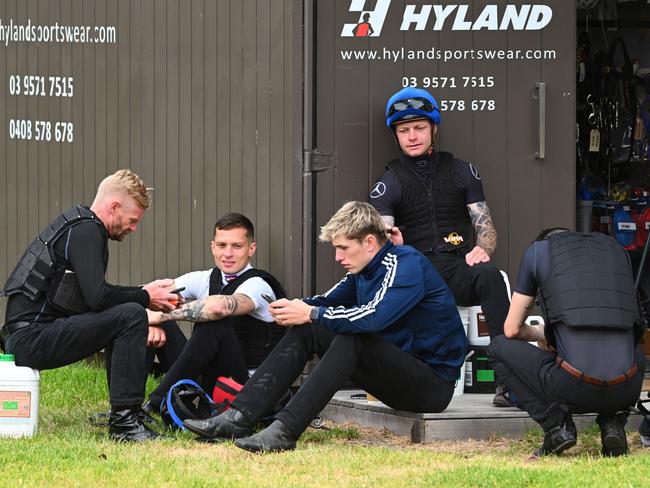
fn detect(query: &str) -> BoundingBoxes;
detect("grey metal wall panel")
[0,0,303,319]
[471,0,509,270]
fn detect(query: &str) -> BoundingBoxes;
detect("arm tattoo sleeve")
[157,294,254,323]
[467,201,497,255]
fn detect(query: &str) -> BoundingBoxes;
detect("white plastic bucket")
[462,270,512,348]
[454,308,470,396]
[0,354,40,438]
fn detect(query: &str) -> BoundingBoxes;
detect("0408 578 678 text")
[9,119,74,143]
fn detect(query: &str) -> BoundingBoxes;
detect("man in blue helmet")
[369,87,511,405]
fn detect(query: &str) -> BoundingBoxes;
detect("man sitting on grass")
[177,201,467,452]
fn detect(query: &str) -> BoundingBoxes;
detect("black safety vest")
[208,267,286,368]
[539,232,638,331]
[2,205,105,301]
[388,152,473,254]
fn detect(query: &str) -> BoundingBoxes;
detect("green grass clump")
[0,363,649,487]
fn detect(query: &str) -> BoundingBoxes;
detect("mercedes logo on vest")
[370,182,387,199]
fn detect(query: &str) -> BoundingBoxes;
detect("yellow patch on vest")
[444,232,464,246]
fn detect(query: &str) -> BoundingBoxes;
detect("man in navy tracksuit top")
[183,201,467,452]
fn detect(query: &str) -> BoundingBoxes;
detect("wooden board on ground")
[322,391,645,444]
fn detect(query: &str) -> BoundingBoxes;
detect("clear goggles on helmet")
[387,97,435,118]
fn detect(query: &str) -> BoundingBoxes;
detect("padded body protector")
[2,205,105,302]
[209,267,287,368]
[539,232,638,332]
[388,152,473,254]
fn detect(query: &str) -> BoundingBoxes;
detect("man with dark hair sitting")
[178,201,467,452]
[146,213,285,414]
[488,228,646,458]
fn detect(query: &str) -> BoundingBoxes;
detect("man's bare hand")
[143,278,177,312]
[147,325,166,348]
[269,298,312,327]
[386,225,404,246]
[465,245,491,266]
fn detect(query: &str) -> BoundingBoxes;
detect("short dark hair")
[535,227,570,241]
[213,213,255,242]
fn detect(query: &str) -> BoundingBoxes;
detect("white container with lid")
[0,354,40,438]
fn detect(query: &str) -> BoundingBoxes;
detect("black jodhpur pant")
[148,320,249,410]
[5,303,149,407]
[428,252,509,338]
[231,324,455,438]
[488,336,646,431]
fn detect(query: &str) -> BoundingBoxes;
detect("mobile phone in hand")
[261,293,274,304]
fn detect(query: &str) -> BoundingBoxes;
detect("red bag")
[212,376,243,413]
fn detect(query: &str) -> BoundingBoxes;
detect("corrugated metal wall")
[0,0,304,317]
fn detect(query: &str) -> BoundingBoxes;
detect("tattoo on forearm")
[158,294,252,323]
[468,201,497,255]
[221,296,238,316]
[162,299,209,322]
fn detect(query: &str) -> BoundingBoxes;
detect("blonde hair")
[95,169,151,209]
[320,201,387,245]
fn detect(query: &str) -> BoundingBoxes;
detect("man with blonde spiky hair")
[1,169,178,442]
[183,201,467,453]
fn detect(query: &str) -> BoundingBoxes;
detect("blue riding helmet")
[385,87,441,127]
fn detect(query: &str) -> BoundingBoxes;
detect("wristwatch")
[309,307,320,322]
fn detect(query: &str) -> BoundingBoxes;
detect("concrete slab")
[321,391,646,443]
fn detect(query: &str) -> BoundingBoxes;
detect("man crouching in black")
[488,228,646,458]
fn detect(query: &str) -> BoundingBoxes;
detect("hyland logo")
[340,1,553,37]
[340,0,390,37]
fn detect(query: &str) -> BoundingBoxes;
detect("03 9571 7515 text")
[8,119,74,143]
[402,76,495,89]
[8,75,74,97]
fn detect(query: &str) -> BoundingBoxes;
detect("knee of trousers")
[111,302,148,335]
[328,333,359,354]
[472,263,502,285]
[473,264,507,296]
[486,335,507,361]
[347,333,385,359]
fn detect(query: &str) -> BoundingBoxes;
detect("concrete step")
[321,390,646,443]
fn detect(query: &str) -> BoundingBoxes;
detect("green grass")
[1,363,649,487]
